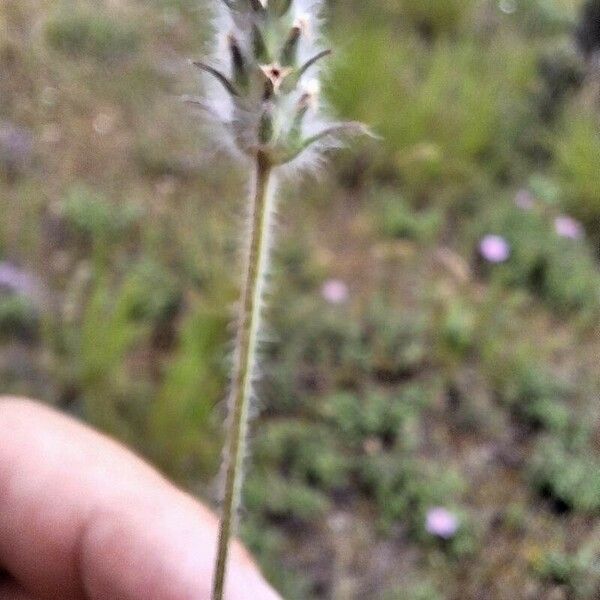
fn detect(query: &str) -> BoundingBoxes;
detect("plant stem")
[212,152,274,600]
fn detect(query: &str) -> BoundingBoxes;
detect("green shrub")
[434,297,476,367]
[319,390,421,452]
[267,302,368,410]
[496,363,572,432]
[267,296,429,415]
[353,0,477,39]
[375,189,443,242]
[364,302,428,380]
[49,276,151,439]
[62,185,142,243]
[148,304,228,480]
[245,472,331,522]
[358,453,465,538]
[383,579,443,600]
[535,47,585,122]
[514,0,576,35]
[576,0,600,58]
[476,199,600,315]
[555,112,600,240]
[528,174,562,206]
[253,420,349,491]
[330,26,536,201]
[123,259,181,323]
[0,295,39,341]
[46,10,139,61]
[395,0,477,38]
[529,436,600,513]
[534,548,600,597]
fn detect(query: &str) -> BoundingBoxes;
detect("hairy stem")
[212,153,274,600]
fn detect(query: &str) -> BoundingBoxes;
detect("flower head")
[321,279,349,304]
[0,121,33,174]
[189,0,366,167]
[0,262,41,300]
[479,235,511,263]
[425,507,459,539]
[555,215,583,240]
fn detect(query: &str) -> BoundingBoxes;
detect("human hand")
[0,398,281,600]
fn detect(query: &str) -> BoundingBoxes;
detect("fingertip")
[0,580,36,600]
[0,396,42,418]
[225,565,282,600]
[0,400,282,600]
[79,487,280,600]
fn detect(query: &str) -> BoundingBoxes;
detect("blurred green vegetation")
[1,0,600,598]
[45,8,140,61]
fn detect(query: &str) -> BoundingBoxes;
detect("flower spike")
[187,3,372,599]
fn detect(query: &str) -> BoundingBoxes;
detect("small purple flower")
[555,216,583,240]
[0,121,33,173]
[0,262,40,299]
[321,279,349,305]
[425,507,459,539]
[479,235,510,264]
[514,189,535,210]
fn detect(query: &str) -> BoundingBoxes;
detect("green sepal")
[252,24,270,63]
[297,49,332,78]
[288,99,309,142]
[259,106,275,144]
[228,35,249,91]
[269,0,293,17]
[280,49,332,93]
[193,61,239,97]
[302,122,370,148]
[280,26,301,66]
[276,122,370,165]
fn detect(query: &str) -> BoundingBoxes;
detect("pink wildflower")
[555,216,583,240]
[321,279,349,305]
[425,507,459,539]
[479,235,510,263]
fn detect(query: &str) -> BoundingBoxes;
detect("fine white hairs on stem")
[187,2,370,599]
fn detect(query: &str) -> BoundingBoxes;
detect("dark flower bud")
[281,25,301,66]
[228,34,249,90]
[249,0,266,12]
[252,24,269,63]
[259,105,275,144]
[269,0,293,17]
